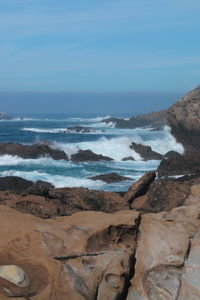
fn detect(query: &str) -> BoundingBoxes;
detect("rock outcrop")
[0,142,113,162]
[130,142,163,160]
[101,110,167,129]
[124,172,156,204]
[167,85,200,151]
[89,173,132,183]
[70,150,112,162]
[0,142,68,160]
[130,174,200,212]
[157,150,200,177]
[0,206,139,300]
[0,112,12,120]
[66,126,105,134]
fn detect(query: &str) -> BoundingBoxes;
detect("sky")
[0,0,200,113]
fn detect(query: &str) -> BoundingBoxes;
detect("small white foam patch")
[0,170,105,189]
[67,115,111,122]
[22,127,104,134]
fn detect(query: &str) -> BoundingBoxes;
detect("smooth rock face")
[0,265,29,287]
[127,205,200,300]
[130,142,163,160]
[168,85,200,151]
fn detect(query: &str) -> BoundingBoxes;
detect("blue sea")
[0,114,184,192]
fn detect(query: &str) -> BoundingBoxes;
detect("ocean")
[0,113,184,192]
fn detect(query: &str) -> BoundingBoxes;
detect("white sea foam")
[0,170,104,189]
[67,116,111,122]
[0,155,74,167]
[22,127,104,134]
[142,126,184,154]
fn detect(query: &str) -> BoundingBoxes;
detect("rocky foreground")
[0,85,200,299]
[0,170,200,299]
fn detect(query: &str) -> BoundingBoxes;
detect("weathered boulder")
[164,150,182,159]
[130,142,163,160]
[157,150,200,177]
[27,180,54,197]
[89,172,132,183]
[168,84,200,151]
[124,172,156,204]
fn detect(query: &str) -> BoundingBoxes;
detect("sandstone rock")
[89,172,132,183]
[124,172,156,205]
[71,149,112,162]
[127,205,200,300]
[0,205,140,300]
[157,150,200,177]
[130,142,163,160]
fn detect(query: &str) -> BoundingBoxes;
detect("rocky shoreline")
[0,85,200,299]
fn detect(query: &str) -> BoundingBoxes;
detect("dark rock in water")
[0,142,68,160]
[122,156,135,161]
[89,173,132,183]
[157,151,200,178]
[27,180,54,197]
[0,176,33,193]
[131,174,200,212]
[67,126,105,134]
[0,112,12,120]
[130,142,163,160]
[164,150,182,159]
[124,172,156,204]
[71,149,113,162]
[101,110,167,129]
[167,84,200,151]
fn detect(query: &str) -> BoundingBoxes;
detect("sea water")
[0,113,184,192]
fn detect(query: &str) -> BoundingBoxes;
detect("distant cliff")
[167,85,200,151]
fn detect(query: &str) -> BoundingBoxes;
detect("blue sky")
[0,0,200,112]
